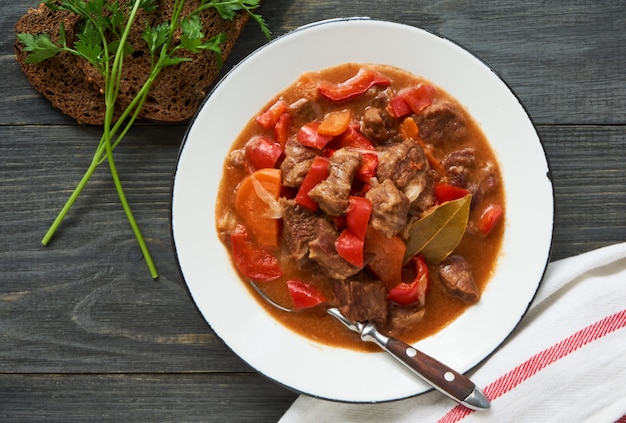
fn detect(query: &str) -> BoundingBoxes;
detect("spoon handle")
[360,323,490,410]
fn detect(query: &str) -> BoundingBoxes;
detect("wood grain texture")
[0,374,295,422]
[3,1,625,126]
[1,0,625,421]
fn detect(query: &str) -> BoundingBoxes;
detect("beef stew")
[216,63,505,351]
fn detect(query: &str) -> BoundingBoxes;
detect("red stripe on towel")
[438,309,626,423]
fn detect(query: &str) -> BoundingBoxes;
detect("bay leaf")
[403,195,471,263]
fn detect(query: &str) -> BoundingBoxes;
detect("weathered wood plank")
[539,125,626,259]
[1,124,624,373]
[0,124,248,373]
[0,373,298,422]
[1,1,625,421]
[2,1,625,125]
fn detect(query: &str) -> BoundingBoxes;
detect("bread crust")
[14,1,250,124]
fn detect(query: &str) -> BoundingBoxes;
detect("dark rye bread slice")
[14,1,250,125]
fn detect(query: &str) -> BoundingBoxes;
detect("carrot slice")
[318,109,351,136]
[364,228,406,290]
[234,168,282,248]
[399,116,419,140]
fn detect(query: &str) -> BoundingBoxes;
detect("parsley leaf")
[138,0,158,13]
[199,33,227,68]
[74,37,104,68]
[18,0,271,278]
[198,0,271,39]
[17,33,64,64]
[142,21,169,58]
[180,14,206,53]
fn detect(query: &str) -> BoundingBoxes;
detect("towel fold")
[279,242,626,422]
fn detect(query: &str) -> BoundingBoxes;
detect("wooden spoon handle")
[360,323,490,410]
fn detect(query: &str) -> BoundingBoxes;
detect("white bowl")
[171,18,554,403]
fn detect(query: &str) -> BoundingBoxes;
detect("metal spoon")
[249,280,490,410]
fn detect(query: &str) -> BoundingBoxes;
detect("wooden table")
[1,1,624,421]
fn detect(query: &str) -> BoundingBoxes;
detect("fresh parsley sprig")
[200,0,270,39]
[17,0,269,279]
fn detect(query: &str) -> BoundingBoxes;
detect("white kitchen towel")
[279,242,626,423]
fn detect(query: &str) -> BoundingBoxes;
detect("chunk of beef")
[447,165,470,188]
[464,166,500,237]
[308,149,361,216]
[468,161,499,208]
[377,139,427,188]
[376,139,436,213]
[365,88,392,108]
[334,279,388,327]
[438,255,480,304]
[360,106,399,144]
[226,148,245,169]
[442,147,499,209]
[443,147,476,168]
[414,101,467,145]
[442,147,476,189]
[365,179,410,237]
[289,97,322,124]
[388,303,426,332]
[280,198,318,261]
[280,138,317,188]
[408,168,437,213]
[308,219,361,280]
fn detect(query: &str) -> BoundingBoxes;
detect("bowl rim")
[170,17,554,403]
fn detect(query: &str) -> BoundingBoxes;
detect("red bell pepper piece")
[345,196,372,240]
[364,229,406,290]
[274,112,292,147]
[297,121,334,150]
[321,147,337,158]
[388,255,429,306]
[256,99,288,130]
[318,68,391,102]
[336,196,372,267]
[336,228,365,268]
[402,85,434,114]
[230,224,282,282]
[336,125,374,150]
[356,152,378,182]
[244,136,283,172]
[479,204,504,235]
[434,183,470,204]
[332,126,378,181]
[388,95,412,119]
[286,280,327,309]
[388,85,434,118]
[295,155,330,211]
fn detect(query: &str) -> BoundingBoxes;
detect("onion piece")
[250,173,283,219]
[344,147,385,159]
[403,179,426,202]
